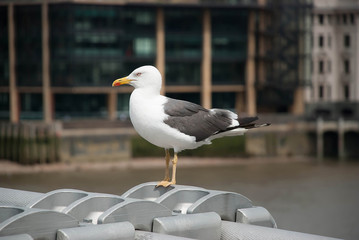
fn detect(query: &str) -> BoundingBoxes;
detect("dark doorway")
[323,131,338,159]
[344,131,359,160]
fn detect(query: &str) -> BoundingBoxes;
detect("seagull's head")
[112,65,162,93]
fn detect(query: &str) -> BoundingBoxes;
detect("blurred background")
[0,0,359,239]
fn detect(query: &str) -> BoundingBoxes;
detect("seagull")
[112,66,270,187]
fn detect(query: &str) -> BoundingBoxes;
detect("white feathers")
[124,65,253,153]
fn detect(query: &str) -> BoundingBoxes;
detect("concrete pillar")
[8,4,19,123]
[316,118,323,162]
[156,8,165,95]
[245,11,257,116]
[235,92,245,114]
[108,91,117,121]
[338,118,345,162]
[201,8,212,109]
[291,87,305,115]
[42,1,52,123]
[256,11,267,88]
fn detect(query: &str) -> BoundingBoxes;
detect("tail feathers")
[237,116,259,126]
[211,118,270,140]
[237,116,270,129]
[217,116,270,134]
[242,122,271,129]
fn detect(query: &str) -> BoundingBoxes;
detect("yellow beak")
[112,77,132,87]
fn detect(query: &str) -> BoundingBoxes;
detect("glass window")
[49,4,156,87]
[54,94,107,119]
[20,93,43,120]
[319,85,324,99]
[15,5,42,86]
[212,62,245,85]
[212,9,247,59]
[212,92,235,111]
[166,93,200,105]
[319,60,324,74]
[166,36,202,58]
[0,6,9,86]
[344,59,350,74]
[165,8,201,33]
[318,35,324,48]
[0,93,9,120]
[166,62,200,85]
[318,14,324,25]
[122,61,156,76]
[122,7,156,58]
[344,34,350,48]
[344,84,350,100]
[211,9,247,85]
[212,35,247,58]
[134,38,155,57]
[122,6,156,34]
[51,60,154,87]
[117,93,130,120]
[350,14,355,24]
[165,8,202,59]
[51,60,121,87]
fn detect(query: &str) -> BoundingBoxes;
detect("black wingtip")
[244,122,271,129]
[238,116,259,125]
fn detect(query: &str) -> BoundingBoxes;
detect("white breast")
[129,89,198,152]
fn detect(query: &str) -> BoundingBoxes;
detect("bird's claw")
[156,180,175,188]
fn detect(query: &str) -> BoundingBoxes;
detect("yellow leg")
[157,152,178,187]
[163,149,171,181]
[170,152,178,185]
[156,149,170,187]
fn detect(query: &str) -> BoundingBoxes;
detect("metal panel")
[57,222,134,240]
[0,206,78,239]
[236,206,277,228]
[153,212,221,240]
[98,198,171,231]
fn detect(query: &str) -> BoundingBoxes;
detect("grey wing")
[163,98,234,142]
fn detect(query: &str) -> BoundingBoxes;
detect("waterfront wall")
[246,130,316,157]
[0,122,133,164]
[1,119,359,164]
[0,122,61,164]
[60,133,131,163]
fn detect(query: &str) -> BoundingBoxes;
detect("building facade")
[253,0,313,114]
[307,0,359,119]
[0,0,312,123]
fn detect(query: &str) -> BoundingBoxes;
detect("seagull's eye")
[136,72,142,77]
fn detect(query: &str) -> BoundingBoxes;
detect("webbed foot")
[156,180,176,188]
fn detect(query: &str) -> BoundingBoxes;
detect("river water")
[0,160,358,239]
